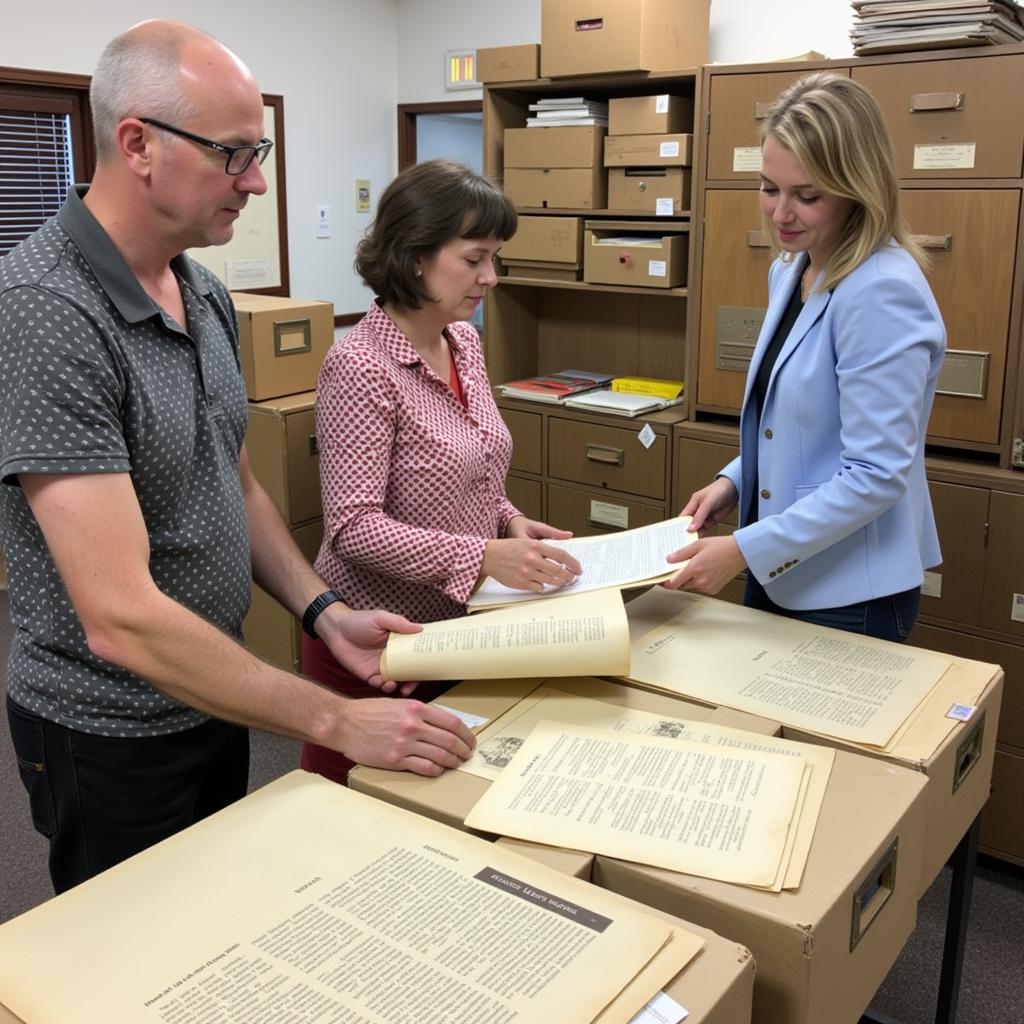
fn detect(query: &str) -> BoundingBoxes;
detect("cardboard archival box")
[503,259,583,282]
[231,292,333,402]
[349,675,781,839]
[243,518,322,672]
[583,221,688,288]
[608,167,692,215]
[622,588,1004,897]
[504,126,606,169]
[245,390,321,527]
[605,133,694,167]
[541,0,710,78]
[608,94,695,136]
[500,214,583,263]
[499,836,757,1024]
[594,751,928,1024]
[476,43,540,83]
[505,167,607,210]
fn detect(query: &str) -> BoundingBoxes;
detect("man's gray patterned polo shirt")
[0,184,252,736]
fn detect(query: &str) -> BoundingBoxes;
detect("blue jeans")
[743,575,921,643]
[6,696,249,894]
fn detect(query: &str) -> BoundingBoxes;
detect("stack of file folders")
[527,96,609,128]
[850,0,1024,53]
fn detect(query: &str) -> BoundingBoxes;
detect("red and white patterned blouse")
[313,301,521,623]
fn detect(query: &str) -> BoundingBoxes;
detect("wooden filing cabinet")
[547,482,665,538]
[505,476,543,522]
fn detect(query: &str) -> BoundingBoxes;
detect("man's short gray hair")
[90,26,201,162]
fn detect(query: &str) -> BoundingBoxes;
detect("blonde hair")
[762,72,924,292]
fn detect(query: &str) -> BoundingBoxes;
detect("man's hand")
[337,698,476,777]
[317,606,423,696]
[663,535,747,595]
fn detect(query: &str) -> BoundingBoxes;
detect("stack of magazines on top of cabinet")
[497,369,612,403]
[850,0,1024,54]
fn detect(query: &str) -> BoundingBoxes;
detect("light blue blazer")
[721,245,945,610]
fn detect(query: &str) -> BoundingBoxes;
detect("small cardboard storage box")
[609,94,695,135]
[476,43,540,83]
[500,215,583,262]
[621,587,1005,897]
[583,220,688,287]
[504,125,605,168]
[541,0,710,78]
[503,259,582,282]
[231,292,333,401]
[608,167,692,215]
[605,133,694,167]
[594,752,928,1024]
[243,518,322,672]
[246,390,321,527]
[505,167,607,209]
[349,676,780,839]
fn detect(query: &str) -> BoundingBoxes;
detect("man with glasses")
[0,19,475,894]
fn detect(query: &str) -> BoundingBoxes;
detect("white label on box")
[433,705,489,730]
[638,424,657,449]
[648,259,667,277]
[225,258,274,289]
[655,95,669,114]
[913,143,976,170]
[655,197,675,216]
[946,703,977,722]
[590,500,629,530]
[733,146,763,172]
[921,570,943,599]
[1012,592,1024,623]
[659,141,680,158]
[628,991,689,1024]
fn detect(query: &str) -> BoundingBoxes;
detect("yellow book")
[611,376,684,399]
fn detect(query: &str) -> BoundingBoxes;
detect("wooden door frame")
[397,100,482,170]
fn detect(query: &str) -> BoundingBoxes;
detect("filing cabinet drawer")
[549,417,667,500]
[919,481,988,626]
[547,482,665,538]
[853,56,1024,180]
[980,490,1024,641]
[903,189,1018,447]
[675,436,741,532]
[980,748,1024,863]
[505,474,543,522]
[504,408,543,475]
[704,68,849,181]
[697,190,771,413]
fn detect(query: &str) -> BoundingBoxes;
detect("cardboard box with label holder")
[500,215,584,281]
[583,219,689,288]
[504,125,607,210]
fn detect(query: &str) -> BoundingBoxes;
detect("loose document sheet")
[0,772,705,1024]
[459,684,834,890]
[465,720,807,889]
[467,518,695,611]
[625,590,951,748]
[382,587,630,681]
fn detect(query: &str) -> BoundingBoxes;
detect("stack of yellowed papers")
[467,517,695,611]
[623,588,954,750]
[0,772,706,1024]
[461,683,835,892]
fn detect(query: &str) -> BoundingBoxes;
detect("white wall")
[1,0,399,315]
[396,0,854,103]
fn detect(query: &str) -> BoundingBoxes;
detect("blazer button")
[776,566,785,574]
[764,428,773,439]
[785,561,793,568]
[769,571,777,578]
[760,488,771,500]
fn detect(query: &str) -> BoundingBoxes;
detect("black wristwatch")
[302,589,344,639]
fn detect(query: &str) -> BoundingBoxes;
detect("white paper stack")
[527,96,609,127]
[850,0,1024,54]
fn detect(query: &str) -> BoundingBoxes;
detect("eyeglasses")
[140,118,273,175]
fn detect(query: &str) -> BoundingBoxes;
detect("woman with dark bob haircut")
[301,160,581,783]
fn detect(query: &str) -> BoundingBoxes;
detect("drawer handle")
[909,91,964,113]
[910,233,953,252]
[585,444,624,466]
[587,518,625,531]
[753,101,774,120]
[747,229,770,248]
[308,434,319,456]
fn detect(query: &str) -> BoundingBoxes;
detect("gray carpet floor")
[0,590,1021,1022]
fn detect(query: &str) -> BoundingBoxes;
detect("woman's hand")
[680,477,739,531]
[481,517,581,592]
[663,535,747,595]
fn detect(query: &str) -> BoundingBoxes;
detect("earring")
[415,270,422,277]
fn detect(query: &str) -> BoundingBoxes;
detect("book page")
[459,685,834,889]
[0,773,703,1024]
[465,721,805,888]
[382,588,630,681]
[468,518,695,611]
[625,590,951,747]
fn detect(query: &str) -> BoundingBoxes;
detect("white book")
[526,116,609,127]
[563,389,683,417]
